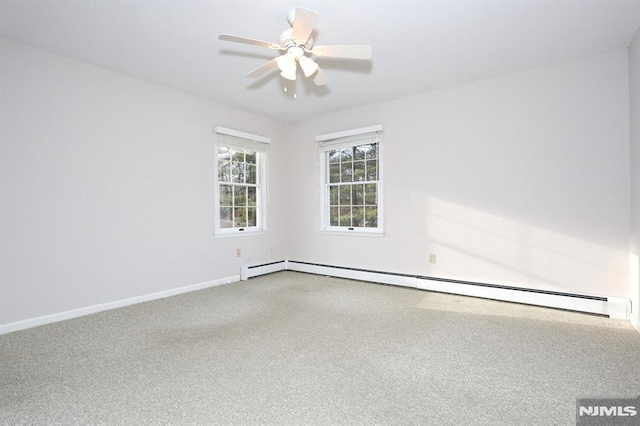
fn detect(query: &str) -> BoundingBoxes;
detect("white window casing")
[214,126,270,237]
[317,125,384,236]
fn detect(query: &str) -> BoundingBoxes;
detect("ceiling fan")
[218,7,372,86]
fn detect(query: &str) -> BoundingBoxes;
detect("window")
[214,126,269,236]
[317,125,383,235]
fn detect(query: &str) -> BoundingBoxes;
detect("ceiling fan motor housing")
[279,28,313,50]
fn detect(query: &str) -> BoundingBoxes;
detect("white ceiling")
[1,0,638,122]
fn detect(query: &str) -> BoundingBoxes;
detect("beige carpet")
[1,271,639,425]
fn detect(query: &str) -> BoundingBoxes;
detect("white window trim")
[213,126,270,237]
[317,125,384,237]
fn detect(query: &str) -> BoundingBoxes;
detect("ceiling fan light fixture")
[276,54,297,80]
[280,68,297,81]
[298,56,319,77]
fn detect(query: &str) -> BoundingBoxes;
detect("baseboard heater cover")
[241,260,288,280]
[244,260,630,320]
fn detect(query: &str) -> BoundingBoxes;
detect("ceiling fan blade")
[313,66,329,86]
[246,57,279,78]
[312,45,372,59]
[219,34,282,50]
[291,7,319,44]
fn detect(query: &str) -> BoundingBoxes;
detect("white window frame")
[213,126,270,237]
[317,124,384,237]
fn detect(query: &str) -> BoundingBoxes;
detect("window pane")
[218,161,231,182]
[247,186,256,206]
[352,184,364,205]
[220,184,233,206]
[220,207,233,228]
[354,145,367,160]
[339,206,351,227]
[365,206,378,227]
[234,207,247,227]
[232,162,245,183]
[365,183,377,205]
[329,186,339,206]
[246,164,257,184]
[352,207,364,227]
[365,143,378,159]
[353,161,365,182]
[339,185,351,205]
[365,159,378,181]
[234,186,247,206]
[218,146,231,161]
[341,162,353,182]
[232,149,245,163]
[340,147,352,162]
[329,164,340,183]
[330,207,339,226]
[245,151,256,165]
[328,150,340,163]
[247,207,256,226]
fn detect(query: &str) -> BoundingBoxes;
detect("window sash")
[326,182,379,229]
[218,182,261,229]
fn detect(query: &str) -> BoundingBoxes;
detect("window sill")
[214,230,267,238]
[320,230,384,238]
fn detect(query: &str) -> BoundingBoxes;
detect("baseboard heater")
[240,260,288,281]
[241,260,631,320]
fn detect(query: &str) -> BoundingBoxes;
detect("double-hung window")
[214,126,269,236]
[317,125,384,235]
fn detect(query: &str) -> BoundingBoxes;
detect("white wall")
[629,27,640,331]
[1,37,634,329]
[0,39,287,326]
[287,49,631,298]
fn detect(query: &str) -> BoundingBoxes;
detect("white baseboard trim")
[5,261,635,335]
[277,260,629,319]
[0,275,240,336]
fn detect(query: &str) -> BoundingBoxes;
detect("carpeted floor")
[1,271,639,425]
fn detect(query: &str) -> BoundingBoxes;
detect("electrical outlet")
[236,249,241,257]
[429,253,436,264]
